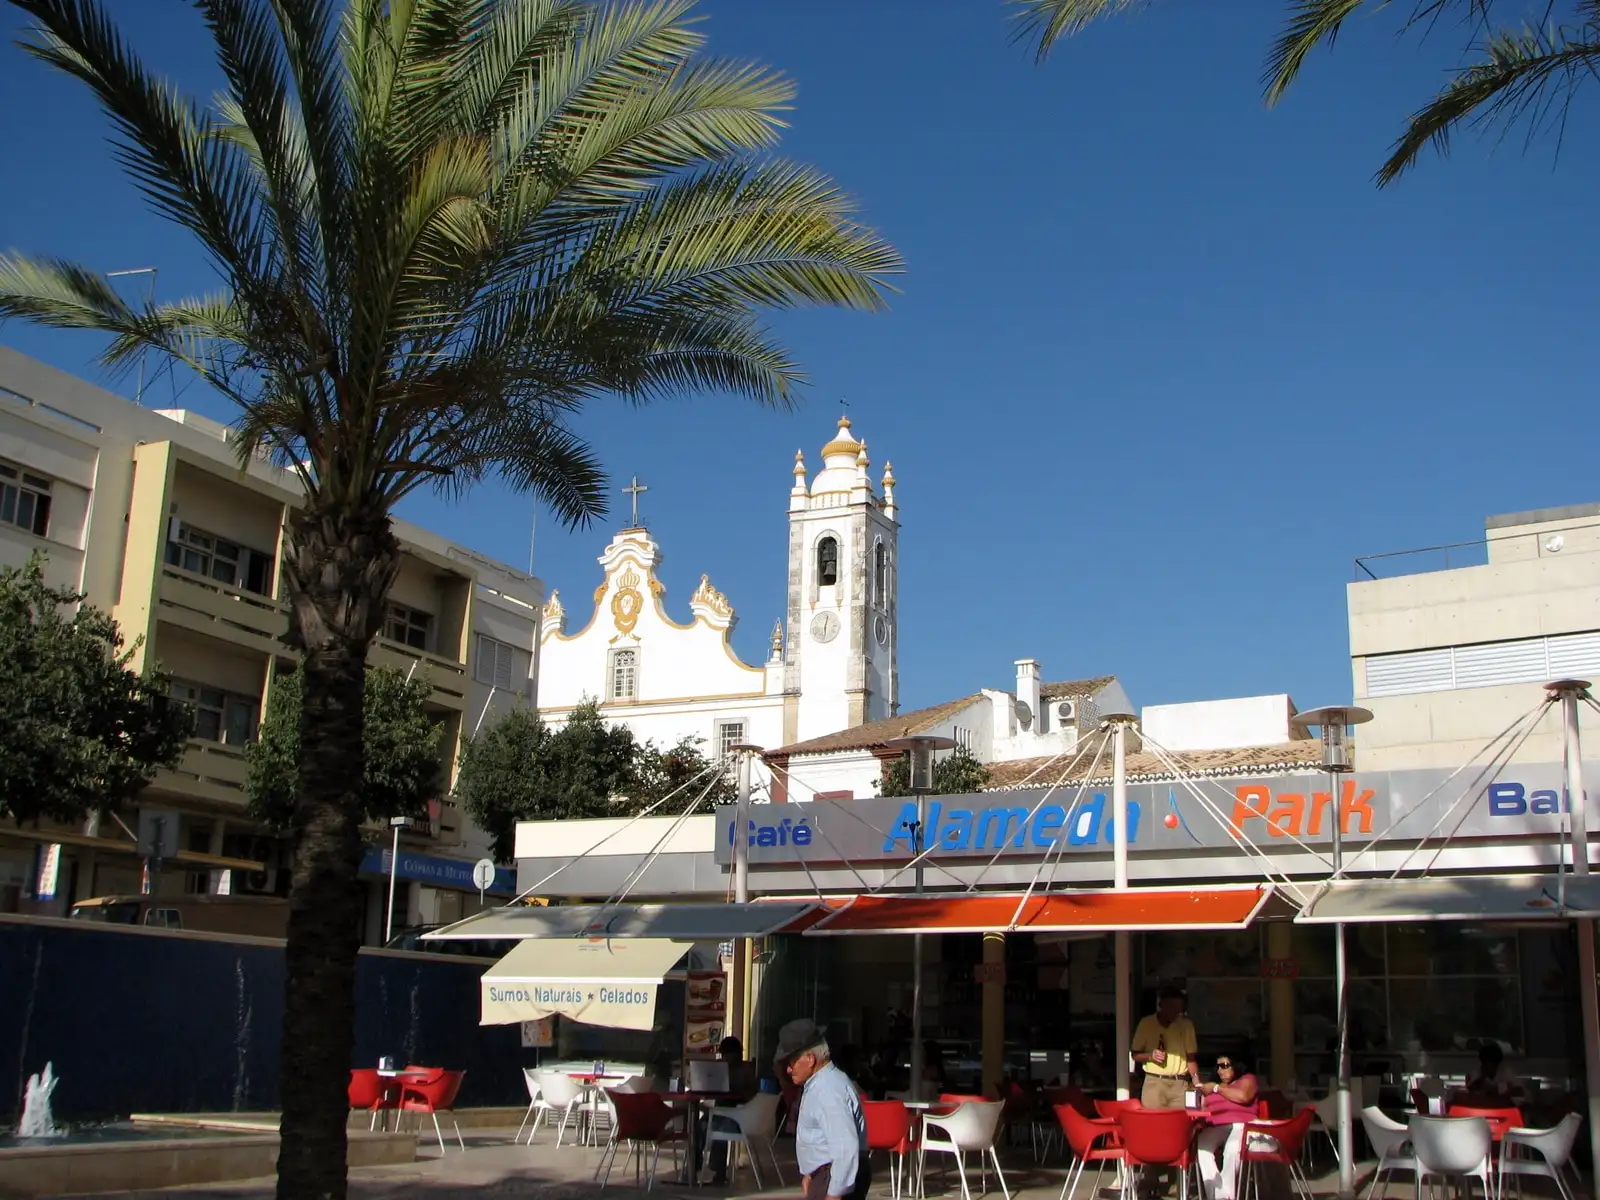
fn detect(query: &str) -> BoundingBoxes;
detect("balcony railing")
[161,738,250,804]
[1354,517,1600,581]
[157,563,286,648]
[370,638,469,708]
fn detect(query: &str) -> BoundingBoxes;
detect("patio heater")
[384,816,414,944]
[885,734,956,1103]
[1293,705,1372,1200]
[1545,680,1600,1177]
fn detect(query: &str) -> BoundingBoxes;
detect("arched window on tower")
[817,536,839,586]
[874,542,887,607]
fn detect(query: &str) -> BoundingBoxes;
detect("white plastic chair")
[705,1092,784,1189]
[918,1099,1010,1200]
[1499,1112,1581,1200]
[535,1069,595,1148]
[1409,1114,1492,1200]
[516,1067,545,1143]
[1310,1078,1363,1169]
[1360,1105,1413,1200]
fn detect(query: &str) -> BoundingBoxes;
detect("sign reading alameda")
[713,761,1598,867]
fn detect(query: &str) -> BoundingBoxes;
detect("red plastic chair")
[1119,1107,1201,1200]
[1447,1105,1524,1143]
[1056,1103,1126,1200]
[1045,1085,1098,1119]
[1095,1097,1142,1120]
[399,1069,466,1153]
[864,1099,917,1200]
[347,1068,399,1131]
[1238,1107,1316,1200]
[597,1089,686,1192]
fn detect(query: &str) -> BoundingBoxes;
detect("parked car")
[382,924,502,959]
[69,894,289,939]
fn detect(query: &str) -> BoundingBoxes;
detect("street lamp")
[884,734,956,1103]
[1293,704,1373,1200]
[384,816,415,944]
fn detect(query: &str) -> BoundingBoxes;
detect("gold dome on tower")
[820,416,861,464]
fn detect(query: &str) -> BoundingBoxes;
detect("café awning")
[424,900,819,942]
[1295,873,1600,924]
[480,938,687,1031]
[804,886,1273,936]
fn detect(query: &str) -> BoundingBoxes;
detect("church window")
[817,536,839,586]
[873,542,887,607]
[608,648,638,701]
[717,720,746,761]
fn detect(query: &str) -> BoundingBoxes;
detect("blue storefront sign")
[359,848,515,895]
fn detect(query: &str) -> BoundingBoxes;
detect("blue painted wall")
[0,918,524,1123]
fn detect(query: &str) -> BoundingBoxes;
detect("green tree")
[457,700,636,861]
[0,2,897,1192]
[245,664,444,831]
[457,704,733,861]
[879,744,992,797]
[629,734,737,810]
[0,555,192,824]
[1011,0,1600,185]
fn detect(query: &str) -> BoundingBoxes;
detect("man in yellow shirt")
[1130,986,1200,1109]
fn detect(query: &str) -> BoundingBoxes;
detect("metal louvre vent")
[1362,630,1600,698]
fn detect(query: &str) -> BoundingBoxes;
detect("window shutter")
[1363,648,1453,697]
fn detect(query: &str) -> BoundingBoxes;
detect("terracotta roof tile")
[1039,676,1114,700]
[982,740,1324,791]
[768,693,987,757]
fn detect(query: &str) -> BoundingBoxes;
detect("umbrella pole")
[1555,684,1600,1180]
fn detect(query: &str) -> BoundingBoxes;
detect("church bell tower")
[783,417,900,743]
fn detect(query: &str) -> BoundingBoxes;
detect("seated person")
[1195,1052,1262,1200]
[697,1036,749,1184]
[1463,1042,1525,1101]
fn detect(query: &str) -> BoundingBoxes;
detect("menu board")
[683,970,727,1060]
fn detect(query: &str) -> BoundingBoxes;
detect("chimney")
[1014,659,1041,735]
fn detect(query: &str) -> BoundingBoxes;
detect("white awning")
[1295,873,1600,924]
[424,900,819,942]
[480,938,687,1031]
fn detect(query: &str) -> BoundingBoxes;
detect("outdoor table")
[565,1073,631,1145]
[660,1090,740,1187]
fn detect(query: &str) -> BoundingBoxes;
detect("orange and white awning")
[803,886,1274,936]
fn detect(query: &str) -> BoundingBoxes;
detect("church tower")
[784,417,900,743]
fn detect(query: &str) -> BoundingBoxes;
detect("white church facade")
[535,416,900,794]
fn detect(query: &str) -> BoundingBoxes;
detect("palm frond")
[1007,0,1148,61]
[1376,23,1600,184]
[1263,0,1367,105]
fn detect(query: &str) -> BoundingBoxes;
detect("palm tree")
[0,1,899,1194]
[1009,0,1600,184]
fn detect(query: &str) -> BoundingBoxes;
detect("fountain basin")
[0,1119,415,1197]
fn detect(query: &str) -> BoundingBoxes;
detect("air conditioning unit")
[1055,699,1077,723]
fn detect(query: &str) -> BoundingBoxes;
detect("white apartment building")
[1349,502,1600,770]
[0,347,541,940]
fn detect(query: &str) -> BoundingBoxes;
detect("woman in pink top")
[1195,1053,1260,1200]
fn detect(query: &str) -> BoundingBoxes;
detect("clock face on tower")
[874,615,889,646]
[809,611,840,643]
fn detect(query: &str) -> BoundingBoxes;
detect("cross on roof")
[622,475,648,526]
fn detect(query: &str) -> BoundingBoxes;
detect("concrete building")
[1349,502,1600,770]
[535,414,901,793]
[0,348,540,938]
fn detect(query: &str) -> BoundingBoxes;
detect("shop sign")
[34,844,61,901]
[711,761,1599,868]
[359,847,516,894]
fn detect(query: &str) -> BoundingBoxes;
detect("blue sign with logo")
[359,848,515,894]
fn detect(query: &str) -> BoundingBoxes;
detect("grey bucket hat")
[773,1018,826,1068]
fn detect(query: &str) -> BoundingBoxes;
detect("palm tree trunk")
[275,501,400,1200]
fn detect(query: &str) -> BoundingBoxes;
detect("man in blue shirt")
[775,1018,870,1200]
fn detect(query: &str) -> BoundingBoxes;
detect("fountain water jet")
[18,1062,60,1138]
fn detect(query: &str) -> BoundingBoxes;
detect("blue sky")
[2,1,1597,719]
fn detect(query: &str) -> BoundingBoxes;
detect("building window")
[0,460,52,537]
[164,522,274,595]
[817,536,839,586]
[170,680,259,745]
[1363,630,1600,698]
[474,634,530,691]
[874,542,887,607]
[717,720,747,760]
[609,648,638,701]
[383,602,433,651]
